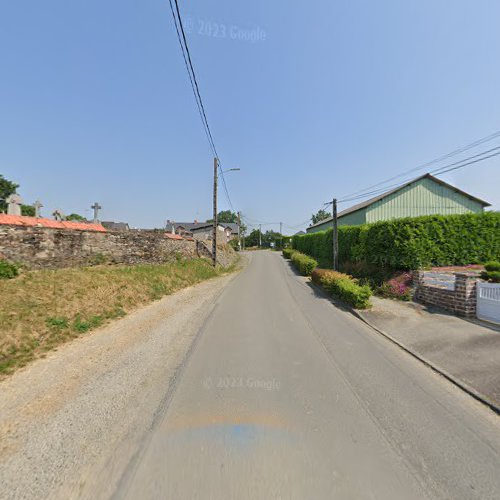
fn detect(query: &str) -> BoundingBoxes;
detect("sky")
[1,0,500,233]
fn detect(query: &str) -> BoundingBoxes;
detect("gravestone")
[6,194,23,216]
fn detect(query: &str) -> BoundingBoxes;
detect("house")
[307,173,490,233]
[165,220,239,243]
[101,221,130,231]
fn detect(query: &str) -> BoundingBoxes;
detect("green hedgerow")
[311,268,372,309]
[291,252,318,276]
[292,212,500,271]
[282,248,296,259]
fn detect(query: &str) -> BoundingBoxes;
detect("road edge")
[305,277,500,416]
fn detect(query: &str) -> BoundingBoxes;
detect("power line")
[338,129,500,201]
[337,145,500,204]
[167,0,234,210]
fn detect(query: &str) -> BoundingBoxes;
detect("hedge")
[291,252,318,276]
[311,269,372,309]
[282,248,296,259]
[293,212,500,271]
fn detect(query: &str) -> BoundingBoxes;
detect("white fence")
[477,282,500,325]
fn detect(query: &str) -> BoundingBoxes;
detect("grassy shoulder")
[0,258,238,376]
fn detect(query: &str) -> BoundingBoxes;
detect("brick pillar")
[454,273,477,317]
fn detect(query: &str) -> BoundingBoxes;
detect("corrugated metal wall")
[366,177,484,223]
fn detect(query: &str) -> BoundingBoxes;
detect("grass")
[0,258,236,376]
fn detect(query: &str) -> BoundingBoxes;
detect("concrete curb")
[288,258,500,415]
[351,308,500,416]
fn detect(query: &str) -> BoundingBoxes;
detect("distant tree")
[66,213,86,221]
[311,209,330,224]
[0,174,19,212]
[21,205,35,216]
[244,229,260,247]
[207,210,247,234]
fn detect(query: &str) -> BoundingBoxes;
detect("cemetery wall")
[0,225,215,269]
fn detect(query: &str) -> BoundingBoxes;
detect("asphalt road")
[113,251,500,500]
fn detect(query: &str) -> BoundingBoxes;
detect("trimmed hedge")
[282,248,296,259]
[291,252,318,276]
[311,269,372,309]
[293,212,500,270]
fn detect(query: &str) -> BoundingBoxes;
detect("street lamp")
[212,160,240,267]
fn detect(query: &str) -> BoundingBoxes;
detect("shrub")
[291,252,318,276]
[484,261,500,272]
[293,212,500,271]
[282,248,296,259]
[378,272,413,301]
[312,268,372,309]
[0,260,19,280]
[481,270,500,283]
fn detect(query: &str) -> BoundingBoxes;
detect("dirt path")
[0,267,241,500]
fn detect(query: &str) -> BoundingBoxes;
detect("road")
[1,251,500,499]
[116,251,500,499]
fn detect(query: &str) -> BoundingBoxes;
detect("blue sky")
[1,0,499,232]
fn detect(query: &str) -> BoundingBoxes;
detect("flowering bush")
[378,272,413,301]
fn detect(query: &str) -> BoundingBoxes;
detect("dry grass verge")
[0,258,236,376]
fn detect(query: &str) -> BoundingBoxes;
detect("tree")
[21,205,35,216]
[66,213,86,221]
[244,229,260,247]
[0,174,19,213]
[311,208,330,224]
[207,210,247,235]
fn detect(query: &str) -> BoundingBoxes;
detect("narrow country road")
[116,251,500,499]
[2,251,500,499]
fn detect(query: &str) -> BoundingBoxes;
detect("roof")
[294,230,306,236]
[308,173,491,229]
[166,221,239,233]
[0,214,106,232]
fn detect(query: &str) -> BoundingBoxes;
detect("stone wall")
[0,225,218,269]
[414,271,477,317]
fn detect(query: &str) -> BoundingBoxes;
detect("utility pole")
[259,224,262,248]
[237,211,241,250]
[332,198,338,271]
[212,158,218,267]
[279,222,283,249]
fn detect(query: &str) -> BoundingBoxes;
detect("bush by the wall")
[481,262,500,283]
[484,261,500,272]
[291,252,318,276]
[0,260,19,280]
[293,212,500,271]
[282,248,296,259]
[311,268,372,309]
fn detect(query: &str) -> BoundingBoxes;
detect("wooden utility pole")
[259,224,262,248]
[279,222,283,249]
[237,211,241,250]
[332,198,338,270]
[212,158,218,267]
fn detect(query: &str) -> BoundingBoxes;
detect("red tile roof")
[164,232,184,240]
[0,214,107,232]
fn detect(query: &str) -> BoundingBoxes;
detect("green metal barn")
[306,173,490,233]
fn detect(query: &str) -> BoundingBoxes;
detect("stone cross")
[91,202,102,224]
[34,200,43,218]
[6,194,23,216]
